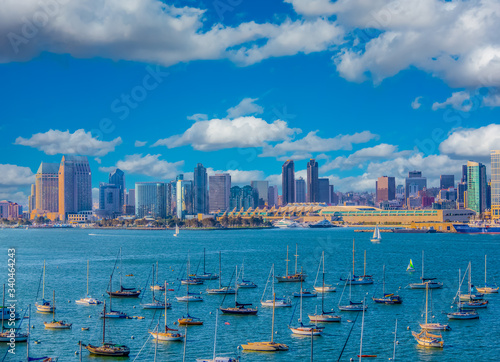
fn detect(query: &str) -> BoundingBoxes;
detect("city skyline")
[2,0,500,208]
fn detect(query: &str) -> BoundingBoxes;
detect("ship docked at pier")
[454,221,500,234]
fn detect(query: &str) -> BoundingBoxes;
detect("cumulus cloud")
[0,188,30,205]
[227,98,264,119]
[99,154,183,179]
[432,91,472,112]
[483,92,500,107]
[411,96,423,109]
[208,168,265,184]
[187,114,208,122]
[134,140,147,147]
[285,0,336,17]
[0,164,35,186]
[0,0,343,67]
[152,116,300,151]
[439,124,500,158]
[15,129,122,156]
[260,130,378,158]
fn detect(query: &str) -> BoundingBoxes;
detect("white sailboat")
[370,225,382,243]
[143,264,168,309]
[149,281,184,341]
[174,224,180,237]
[100,276,128,319]
[0,284,28,342]
[340,240,373,285]
[409,251,443,289]
[448,267,479,320]
[476,255,499,294]
[195,248,219,280]
[206,252,235,295]
[458,262,484,301]
[237,260,257,288]
[151,261,166,291]
[196,312,239,362]
[289,280,324,336]
[413,283,445,347]
[261,265,292,308]
[75,260,102,305]
[44,290,72,329]
[35,260,54,313]
[313,252,336,293]
[338,273,367,312]
[176,256,204,302]
[276,244,306,282]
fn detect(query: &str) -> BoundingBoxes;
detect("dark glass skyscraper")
[307,159,318,202]
[135,182,167,219]
[193,163,208,214]
[440,175,454,190]
[109,168,125,212]
[282,160,295,205]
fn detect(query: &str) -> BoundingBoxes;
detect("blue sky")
[1,0,500,206]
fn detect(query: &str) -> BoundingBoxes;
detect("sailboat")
[177,255,204,302]
[142,264,168,309]
[220,266,258,315]
[409,251,443,289]
[261,265,292,307]
[206,252,235,295]
[476,255,499,294]
[107,248,141,298]
[340,240,373,285]
[313,252,336,293]
[75,260,102,305]
[372,265,402,304]
[195,249,219,280]
[412,284,445,348]
[174,224,180,237]
[338,273,367,311]
[81,301,131,356]
[44,291,72,329]
[237,260,257,288]
[448,267,479,320]
[289,280,324,335]
[26,305,59,361]
[197,312,239,362]
[0,284,28,342]
[241,293,289,352]
[100,276,128,319]
[151,261,166,291]
[308,252,341,323]
[35,260,54,313]
[276,244,306,282]
[177,257,204,325]
[293,268,317,298]
[370,225,382,243]
[459,261,484,301]
[149,281,184,341]
[418,282,450,330]
[406,259,415,272]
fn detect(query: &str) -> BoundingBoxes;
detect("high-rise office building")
[28,184,36,213]
[328,185,334,204]
[135,182,167,219]
[268,185,278,207]
[176,180,194,219]
[306,159,319,202]
[405,170,427,199]
[491,150,500,219]
[229,186,242,210]
[318,178,330,203]
[98,183,121,218]
[466,161,487,214]
[109,168,125,212]
[440,175,455,190]
[209,174,231,213]
[461,165,468,184]
[35,162,59,213]
[193,163,208,214]
[282,160,295,205]
[58,155,92,220]
[250,181,269,207]
[230,185,258,210]
[0,201,20,220]
[295,177,306,203]
[376,176,396,202]
[127,189,135,206]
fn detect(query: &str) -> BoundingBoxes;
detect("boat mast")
[363,250,367,276]
[103,301,106,345]
[234,265,238,306]
[352,239,355,277]
[203,248,206,275]
[294,244,298,275]
[393,319,397,361]
[1,285,4,333]
[425,283,428,325]
[271,293,275,343]
[87,260,89,296]
[156,261,159,285]
[42,260,45,300]
[218,251,222,289]
[468,262,472,295]
[152,264,155,303]
[119,247,123,289]
[285,245,289,277]
[299,268,303,324]
[109,276,113,311]
[421,250,424,280]
[26,305,30,361]
[359,298,366,362]
[164,281,167,332]
[52,290,55,321]
[321,252,325,314]
[485,255,487,285]
[382,265,385,296]
[212,311,218,360]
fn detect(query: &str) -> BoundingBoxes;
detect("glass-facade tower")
[135,182,167,219]
[491,151,500,219]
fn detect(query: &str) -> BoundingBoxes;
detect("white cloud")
[285,0,336,17]
[483,92,500,107]
[208,168,265,184]
[439,124,500,158]
[227,98,264,119]
[152,116,300,151]
[411,96,423,109]
[0,188,29,206]
[260,130,378,158]
[15,129,122,156]
[331,0,500,89]
[135,140,147,147]
[0,0,343,67]
[99,154,183,179]
[187,114,208,122]
[0,164,35,186]
[277,153,312,162]
[432,91,472,112]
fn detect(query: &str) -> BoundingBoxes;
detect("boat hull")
[149,331,183,341]
[176,296,203,302]
[412,331,444,348]
[220,307,258,315]
[308,314,341,322]
[338,304,367,311]
[453,224,500,234]
[206,288,236,295]
[85,344,130,356]
[419,323,451,331]
[372,295,402,304]
[289,326,323,336]
[276,275,306,282]
[313,286,336,293]
[177,318,203,325]
[447,312,479,320]
[475,286,499,294]
[261,299,291,308]
[409,282,443,289]
[44,322,72,329]
[240,341,288,351]
[107,291,141,298]
[0,332,28,342]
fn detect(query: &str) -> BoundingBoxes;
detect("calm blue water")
[0,227,499,361]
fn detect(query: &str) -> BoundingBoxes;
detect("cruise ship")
[454,222,500,234]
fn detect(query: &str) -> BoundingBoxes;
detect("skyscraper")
[135,182,167,219]
[306,159,318,202]
[58,155,92,220]
[230,185,258,210]
[282,160,295,205]
[109,168,125,212]
[318,178,330,203]
[209,174,231,213]
[250,181,269,207]
[35,162,59,213]
[98,183,121,218]
[440,175,454,190]
[466,161,487,214]
[28,184,36,214]
[268,185,278,207]
[376,176,396,202]
[405,170,427,199]
[295,177,306,203]
[176,179,194,219]
[193,163,208,214]
[491,150,500,219]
